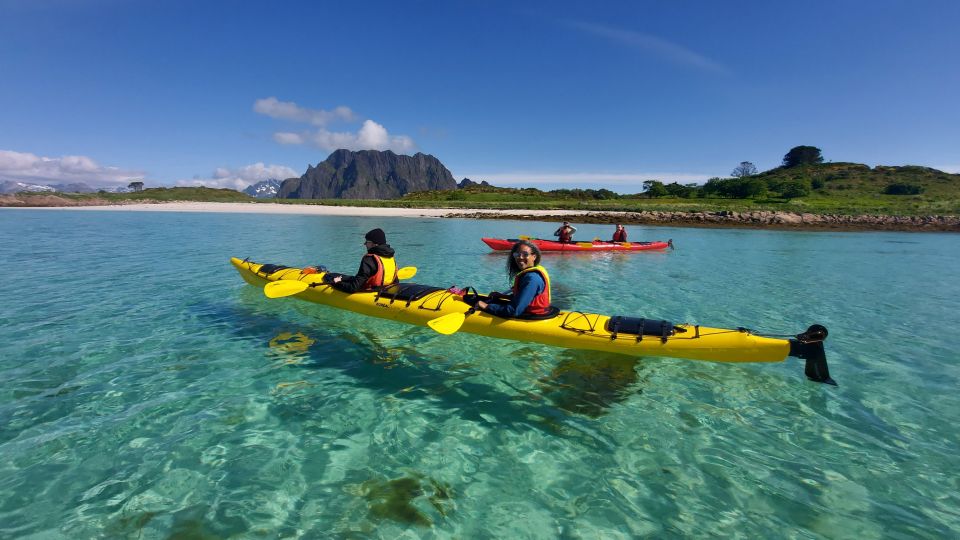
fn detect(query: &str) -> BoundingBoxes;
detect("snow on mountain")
[0,181,57,194]
[243,179,281,198]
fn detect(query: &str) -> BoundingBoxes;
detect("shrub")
[780,181,811,199]
[883,183,924,195]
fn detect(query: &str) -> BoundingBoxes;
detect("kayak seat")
[606,316,682,342]
[375,283,446,302]
[258,264,290,276]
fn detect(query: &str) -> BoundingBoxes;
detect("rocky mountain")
[458,178,491,189]
[0,181,57,194]
[278,149,458,199]
[0,181,101,194]
[243,178,281,198]
[51,182,98,193]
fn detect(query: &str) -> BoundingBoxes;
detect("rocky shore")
[3,194,957,231]
[446,210,960,232]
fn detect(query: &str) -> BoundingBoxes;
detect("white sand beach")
[13,201,598,218]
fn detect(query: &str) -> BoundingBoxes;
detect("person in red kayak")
[476,240,552,318]
[553,221,577,243]
[612,224,627,242]
[305,228,398,293]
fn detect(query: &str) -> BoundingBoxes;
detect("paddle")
[264,266,418,298]
[426,312,466,335]
[397,266,417,280]
[265,280,311,298]
[576,242,595,248]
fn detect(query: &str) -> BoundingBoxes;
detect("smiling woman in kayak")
[476,240,552,317]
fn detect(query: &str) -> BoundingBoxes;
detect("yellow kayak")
[231,257,835,384]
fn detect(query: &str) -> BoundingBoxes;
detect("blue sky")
[1,0,958,193]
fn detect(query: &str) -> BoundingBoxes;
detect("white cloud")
[0,149,144,186]
[273,132,305,145]
[253,97,355,126]
[177,162,299,190]
[255,98,417,154]
[565,20,730,76]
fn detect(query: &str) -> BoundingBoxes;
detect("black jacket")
[332,244,396,293]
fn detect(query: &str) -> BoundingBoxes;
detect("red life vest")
[362,254,398,290]
[612,229,627,242]
[558,228,573,243]
[512,265,552,315]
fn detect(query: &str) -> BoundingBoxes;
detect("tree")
[128,181,144,192]
[782,146,823,168]
[642,180,668,198]
[664,182,696,198]
[730,178,768,199]
[701,178,725,197]
[731,161,758,178]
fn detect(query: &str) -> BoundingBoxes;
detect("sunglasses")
[512,251,535,259]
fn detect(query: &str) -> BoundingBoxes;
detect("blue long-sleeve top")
[483,272,545,318]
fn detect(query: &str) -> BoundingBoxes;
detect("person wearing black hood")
[326,228,399,293]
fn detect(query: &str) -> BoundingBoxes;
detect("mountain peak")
[243,178,282,198]
[279,149,457,199]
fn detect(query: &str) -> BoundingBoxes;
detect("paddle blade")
[518,235,531,240]
[264,280,309,298]
[426,312,465,335]
[397,266,417,279]
[577,242,594,248]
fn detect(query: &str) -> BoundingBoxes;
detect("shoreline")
[2,200,958,232]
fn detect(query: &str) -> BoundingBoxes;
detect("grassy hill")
[390,162,960,216]
[93,186,255,202]
[1,186,254,206]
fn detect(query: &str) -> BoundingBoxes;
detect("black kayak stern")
[789,324,836,385]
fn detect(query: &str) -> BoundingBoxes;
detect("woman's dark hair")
[507,240,542,280]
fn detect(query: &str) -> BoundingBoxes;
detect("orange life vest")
[362,254,398,290]
[512,265,551,315]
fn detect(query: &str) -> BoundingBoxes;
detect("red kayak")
[482,237,673,252]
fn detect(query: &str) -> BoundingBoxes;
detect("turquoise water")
[1,208,958,539]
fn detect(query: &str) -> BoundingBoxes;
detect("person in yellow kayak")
[306,228,398,293]
[476,240,552,317]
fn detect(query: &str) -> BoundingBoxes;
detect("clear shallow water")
[1,209,958,539]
